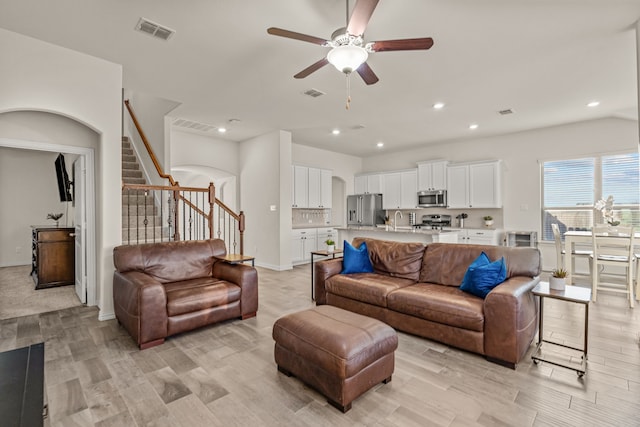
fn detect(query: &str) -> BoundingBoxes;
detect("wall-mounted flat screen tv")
[55,153,73,202]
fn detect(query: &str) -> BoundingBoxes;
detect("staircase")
[121,137,171,243]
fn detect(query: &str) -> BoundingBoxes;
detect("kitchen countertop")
[292,224,339,229]
[336,225,461,235]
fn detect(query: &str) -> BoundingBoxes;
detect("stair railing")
[123,99,245,254]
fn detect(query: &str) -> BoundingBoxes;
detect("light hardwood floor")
[1,265,639,426]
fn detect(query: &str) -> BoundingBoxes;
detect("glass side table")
[531,281,591,377]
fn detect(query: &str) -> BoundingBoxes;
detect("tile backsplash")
[292,209,331,227]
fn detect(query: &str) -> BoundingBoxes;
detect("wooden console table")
[31,226,75,290]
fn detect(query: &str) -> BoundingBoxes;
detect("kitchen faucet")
[394,210,403,230]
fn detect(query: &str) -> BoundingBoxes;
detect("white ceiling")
[1,0,639,157]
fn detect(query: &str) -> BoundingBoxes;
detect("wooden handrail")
[124,99,176,186]
[123,100,245,253]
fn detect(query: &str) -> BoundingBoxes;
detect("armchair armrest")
[483,276,540,367]
[212,261,258,318]
[314,258,344,305]
[113,271,167,348]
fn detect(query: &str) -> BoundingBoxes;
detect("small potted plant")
[549,268,567,291]
[325,239,335,253]
[483,216,494,227]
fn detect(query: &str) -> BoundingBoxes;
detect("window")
[542,151,639,241]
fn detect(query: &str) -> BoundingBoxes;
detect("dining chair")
[551,223,592,282]
[591,225,636,307]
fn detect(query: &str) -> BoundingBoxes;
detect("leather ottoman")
[272,305,398,412]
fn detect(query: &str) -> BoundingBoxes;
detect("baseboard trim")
[98,310,115,321]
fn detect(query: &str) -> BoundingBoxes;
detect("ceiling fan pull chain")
[345,73,351,110]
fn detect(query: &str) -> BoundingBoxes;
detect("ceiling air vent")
[498,108,514,115]
[172,118,216,133]
[135,18,175,41]
[303,88,325,98]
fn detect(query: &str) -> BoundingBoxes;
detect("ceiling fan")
[267,0,434,86]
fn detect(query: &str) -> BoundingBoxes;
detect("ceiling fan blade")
[356,62,379,85]
[370,37,434,52]
[346,0,379,37]
[294,58,330,79]
[267,27,328,46]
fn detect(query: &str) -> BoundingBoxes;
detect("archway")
[0,110,98,307]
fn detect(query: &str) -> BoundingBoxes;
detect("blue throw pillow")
[341,240,374,274]
[460,253,507,298]
[460,252,490,290]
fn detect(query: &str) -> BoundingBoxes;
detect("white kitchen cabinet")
[354,173,383,194]
[294,166,332,209]
[320,169,332,208]
[446,160,502,208]
[291,228,317,264]
[382,172,401,209]
[400,169,418,208]
[382,170,417,210]
[292,165,308,208]
[469,162,502,208]
[316,227,338,249]
[417,160,448,191]
[457,228,501,245]
[446,164,469,208]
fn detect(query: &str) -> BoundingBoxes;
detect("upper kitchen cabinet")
[417,160,448,191]
[308,167,332,208]
[382,169,417,210]
[292,165,308,208]
[354,173,383,194]
[447,160,502,208]
[293,165,332,208]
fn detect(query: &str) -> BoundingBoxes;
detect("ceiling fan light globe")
[327,45,368,74]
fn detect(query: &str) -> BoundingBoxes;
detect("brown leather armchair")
[113,239,258,349]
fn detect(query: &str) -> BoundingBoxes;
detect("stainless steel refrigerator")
[347,194,384,226]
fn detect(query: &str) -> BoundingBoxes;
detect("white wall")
[362,117,639,270]
[169,129,240,210]
[0,111,99,267]
[125,92,180,186]
[240,130,292,270]
[0,28,122,319]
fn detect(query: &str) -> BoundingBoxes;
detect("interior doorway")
[0,138,97,307]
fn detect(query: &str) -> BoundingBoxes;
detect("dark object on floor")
[0,342,45,427]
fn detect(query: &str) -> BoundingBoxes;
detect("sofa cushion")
[326,273,416,308]
[165,278,241,316]
[113,239,227,283]
[460,255,507,298]
[352,238,425,282]
[341,241,374,274]
[387,284,485,332]
[419,243,541,286]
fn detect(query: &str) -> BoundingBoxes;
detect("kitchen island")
[337,226,460,245]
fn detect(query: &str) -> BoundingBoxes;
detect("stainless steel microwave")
[417,190,447,207]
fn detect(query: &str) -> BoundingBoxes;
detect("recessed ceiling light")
[217,127,227,133]
[332,129,341,135]
[587,101,600,107]
[376,142,384,148]
[469,124,479,130]
[433,102,445,109]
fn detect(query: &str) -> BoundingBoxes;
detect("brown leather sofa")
[113,239,258,349]
[314,238,541,368]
